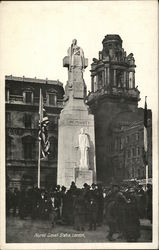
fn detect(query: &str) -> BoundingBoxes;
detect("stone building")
[5,75,64,189]
[87,35,152,184]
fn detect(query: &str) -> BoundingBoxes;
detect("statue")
[67,39,85,71]
[127,53,135,65]
[78,128,90,169]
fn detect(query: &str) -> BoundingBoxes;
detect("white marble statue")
[78,128,90,169]
[67,39,85,71]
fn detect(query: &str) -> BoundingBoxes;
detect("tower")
[87,35,140,184]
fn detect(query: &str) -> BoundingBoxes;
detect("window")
[120,138,123,150]
[127,149,131,158]
[22,136,35,159]
[25,92,32,103]
[24,114,31,128]
[132,148,136,157]
[136,133,139,141]
[6,112,11,127]
[6,136,12,158]
[132,168,135,178]
[49,94,56,106]
[138,169,140,178]
[49,137,58,159]
[125,136,129,144]
[114,139,118,151]
[137,147,140,156]
[24,143,32,159]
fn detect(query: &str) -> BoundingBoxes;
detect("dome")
[102,34,123,46]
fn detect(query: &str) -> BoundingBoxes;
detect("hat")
[129,188,135,193]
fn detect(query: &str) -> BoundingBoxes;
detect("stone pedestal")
[57,40,96,189]
[75,169,93,188]
[57,98,96,188]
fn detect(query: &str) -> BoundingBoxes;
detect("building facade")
[5,75,64,189]
[87,35,152,185]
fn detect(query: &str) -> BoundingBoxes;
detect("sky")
[0,1,158,112]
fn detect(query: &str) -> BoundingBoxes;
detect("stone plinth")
[75,169,93,188]
[57,99,96,188]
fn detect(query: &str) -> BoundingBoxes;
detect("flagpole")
[38,88,42,189]
[144,96,148,190]
[38,139,41,188]
[146,164,148,189]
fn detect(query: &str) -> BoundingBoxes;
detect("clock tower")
[87,35,141,183]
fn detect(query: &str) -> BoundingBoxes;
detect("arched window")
[22,135,35,159]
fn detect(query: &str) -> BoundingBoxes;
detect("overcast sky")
[0,1,158,111]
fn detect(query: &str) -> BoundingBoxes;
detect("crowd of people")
[6,181,152,242]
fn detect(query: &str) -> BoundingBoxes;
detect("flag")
[143,96,148,165]
[38,89,50,159]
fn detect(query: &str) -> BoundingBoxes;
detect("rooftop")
[5,75,63,87]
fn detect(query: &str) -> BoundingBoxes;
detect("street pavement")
[6,216,152,243]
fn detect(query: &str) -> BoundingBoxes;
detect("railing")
[87,86,140,102]
[6,95,64,108]
[9,95,23,103]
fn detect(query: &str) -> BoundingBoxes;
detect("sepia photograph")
[0,1,158,249]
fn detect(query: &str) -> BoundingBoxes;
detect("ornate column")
[91,76,94,92]
[104,67,107,86]
[102,70,105,87]
[133,72,135,88]
[123,71,126,88]
[126,72,129,88]
[113,69,116,86]
[107,67,110,86]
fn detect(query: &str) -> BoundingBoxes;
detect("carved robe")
[78,133,90,169]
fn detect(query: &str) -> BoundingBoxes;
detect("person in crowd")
[70,181,77,193]
[73,189,86,231]
[12,188,20,216]
[146,183,152,223]
[60,186,66,221]
[87,197,98,231]
[19,188,28,219]
[124,188,140,242]
[49,192,58,228]
[63,189,75,225]
[105,184,119,241]
[6,188,13,216]
[137,185,146,219]
[115,186,128,239]
[54,185,62,221]
[96,183,104,226]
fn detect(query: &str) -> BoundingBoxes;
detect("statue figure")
[78,128,90,169]
[127,53,135,65]
[68,39,85,71]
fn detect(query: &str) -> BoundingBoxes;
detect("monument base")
[75,168,93,188]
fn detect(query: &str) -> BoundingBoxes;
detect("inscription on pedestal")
[64,163,75,187]
[60,119,94,126]
[75,169,93,188]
